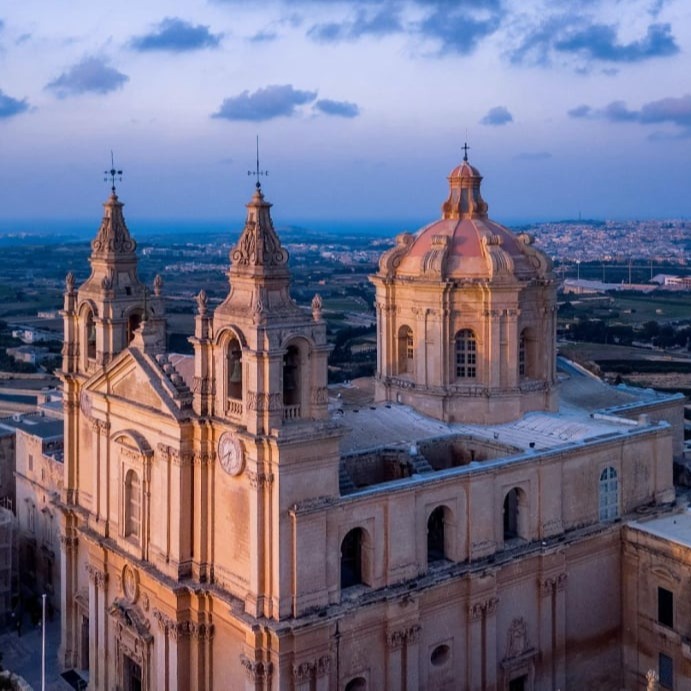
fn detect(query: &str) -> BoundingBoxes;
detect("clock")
[217,432,244,476]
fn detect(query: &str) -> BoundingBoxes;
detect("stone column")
[404,624,422,691]
[240,655,273,691]
[58,531,78,668]
[86,564,107,690]
[467,602,485,690]
[385,629,406,691]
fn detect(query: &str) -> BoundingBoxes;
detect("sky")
[1,0,690,226]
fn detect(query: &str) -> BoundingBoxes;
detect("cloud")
[568,94,691,136]
[514,151,552,161]
[131,17,222,52]
[0,89,29,118]
[308,8,402,42]
[249,29,279,43]
[481,105,513,126]
[554,22,678,62]
[418,9,501,55]
[212,84,317,121]
[314,99,360,117]
[46,57,129,98]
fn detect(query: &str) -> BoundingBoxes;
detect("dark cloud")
[514,151,552,161]
[568,94,691,136]
[554,22,678,62]
[314,99,360,117]
[0,89,29,118]
[131,17,222,52]
[418,9,501,55]
[308,8,402,42]
[46,57,129,98]
[212,84,317,121]
[480,105,513,126]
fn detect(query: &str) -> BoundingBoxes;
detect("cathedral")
[58,153,685,690]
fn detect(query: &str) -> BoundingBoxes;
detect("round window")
[431,644,450,667]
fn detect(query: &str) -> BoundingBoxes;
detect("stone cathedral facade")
[59,157,684,690]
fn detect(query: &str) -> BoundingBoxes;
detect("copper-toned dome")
[378,158,551,282]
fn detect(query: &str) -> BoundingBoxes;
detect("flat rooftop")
[629,510,691,549]
[330,357,679,458]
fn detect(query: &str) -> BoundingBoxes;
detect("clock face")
[218,432,244,476]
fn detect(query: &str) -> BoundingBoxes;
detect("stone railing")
[283,404,301,420]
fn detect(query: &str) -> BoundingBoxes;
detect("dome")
[378,157,551,282]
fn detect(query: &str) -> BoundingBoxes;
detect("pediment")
[84,349,186,420]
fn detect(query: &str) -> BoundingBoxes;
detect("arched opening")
[455,329,477,378]
[599,466,619,521]
[227,337,243,401]
[282,344,301,408]
[503,487,525,541]
[345,678,367,691]
[341,528,366,589]
[127,310,143,344]
[519,327,537,379]
[427,506,448,563]
[85,309,96,360]
[397,325,414,375]
[518,331,526,377]
[124,469,141,540]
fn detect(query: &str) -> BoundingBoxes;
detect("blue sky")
[1,0,690,224]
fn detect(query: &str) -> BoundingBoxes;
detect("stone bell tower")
[190,179,342,620]
[62,174,165,379]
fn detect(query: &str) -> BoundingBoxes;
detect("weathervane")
[104,151,123,193]
[248,135,268,190]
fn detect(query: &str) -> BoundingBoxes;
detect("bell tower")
[191,177,342,620]
[62,170,165,379]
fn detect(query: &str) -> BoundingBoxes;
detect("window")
[28,454,34,472]
[455,329,477,378]
[431,644,450,667]
[124,470,141,539]
[28,503,36,533]
[127,311,143,344]
[659,652,673,689]
[427,507,447,563]
[658,587,674,628]
[518,332,526,377]
[503,489,519,540]
[282,345,300,407]
[227,338,243,401]
[398,326,414,374]
[85,310,96,359]
[345,679,366,691]
[599,467,619,521]
[341,528,365,589]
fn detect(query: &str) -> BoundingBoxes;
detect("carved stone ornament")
[217,432,244,476]
[65,272,75,293]
[122,564,139,604]
[196,290,208,316]
[505,617,529,660]
[80,391,92,418]
[153,274,163,296]
[311,293,323,320]
[240,655,273,682]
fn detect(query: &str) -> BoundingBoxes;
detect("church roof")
[377,156,552,282]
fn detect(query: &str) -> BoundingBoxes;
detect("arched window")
[341,528,365,589]
[125,469,141,539]
[345,678,367,691]
[85,309,96,360]
[455,329,477,378]
[599,467,619,521]
[397,326,414,374]
[283,345,300,407]
[127,311,143,344]
[427,506,447,563]
[227,338,243,401]
[503,488,520,540]
[519,331,526,377]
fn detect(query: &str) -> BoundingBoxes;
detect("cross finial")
[462,141,470,162]
[104,151,123,193]
[248,135,268,190]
